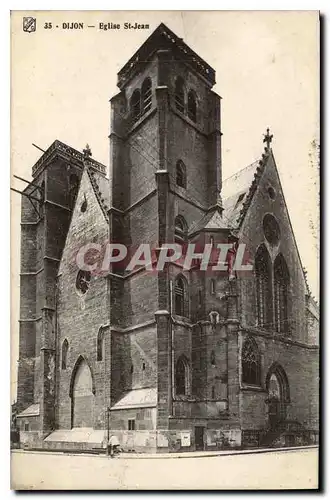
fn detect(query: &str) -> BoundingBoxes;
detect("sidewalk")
[12,444,317,460]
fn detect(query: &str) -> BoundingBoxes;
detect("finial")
[263,128,273,150]
[83,144,92,158]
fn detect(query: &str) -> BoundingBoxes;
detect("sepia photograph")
[10,10,320,490]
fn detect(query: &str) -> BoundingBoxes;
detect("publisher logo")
[23,17,36,33]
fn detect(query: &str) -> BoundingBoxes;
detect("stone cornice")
[32,140,107,178]
[241,326,319,350]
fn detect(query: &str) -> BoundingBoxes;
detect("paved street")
[11,447,318,490]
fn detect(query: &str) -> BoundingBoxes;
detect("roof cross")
[263,128,273,149]
[83,144,92,158]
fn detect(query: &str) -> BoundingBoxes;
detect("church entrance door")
[195,426,205,450]
[266,365,290,429]
[71,359,93,428]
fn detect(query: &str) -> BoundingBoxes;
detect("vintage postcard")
[10,10,320,490]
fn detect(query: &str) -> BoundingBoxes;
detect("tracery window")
[274,254,290,333]
[242,337,260,386]
[76,270,91,295]
[255,245,272,329]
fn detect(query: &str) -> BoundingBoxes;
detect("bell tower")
[109,23,222,265]
[108,24,222,429]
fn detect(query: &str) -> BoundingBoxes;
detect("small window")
[141,78,152,114]
[211,386,215,399]
[128,419,135,430]
[210,236,214,246]
[176,160,186,188]
[80,196,87,213]
[210,350,216,366]
[97,328,104,361]
[175,355,189,396]
[175,77,185,113]
[131,89,141,122]
[188,90,197,122]
[175,276,187,316]
[130,364,134,374]
[61,339,69,370]
[142,362,146,371]
[268,186,276,200]
[210,279,216,295]
[24,422,29,431]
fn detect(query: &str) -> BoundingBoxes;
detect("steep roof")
[17,403,40,418]
[222,156,268,229]
[111,388,157,410]
[189,204,229,237]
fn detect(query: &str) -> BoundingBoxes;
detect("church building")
[16,23,319,452]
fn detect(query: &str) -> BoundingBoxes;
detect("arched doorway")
[70,356,95,428]
[266,364,290,429]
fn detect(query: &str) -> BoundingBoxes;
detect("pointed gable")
[58,167,109,275]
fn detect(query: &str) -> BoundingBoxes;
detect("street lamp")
[106,406,110,456]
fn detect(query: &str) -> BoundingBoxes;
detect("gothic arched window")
[175,355,189,396]
[176,160,186,188]
[274,254,290,333]
[174,275,188,317]
[61,339,69,370]
[255,244,272,329]
[141,78,152,114]
[174,215,188,245]
[188,90,197,122]
[175,77,185,113]
[242,337,260,386]
[131,89,141,122]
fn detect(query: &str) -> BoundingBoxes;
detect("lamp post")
[106,406,110,456]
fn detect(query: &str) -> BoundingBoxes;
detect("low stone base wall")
[19,431,45,449]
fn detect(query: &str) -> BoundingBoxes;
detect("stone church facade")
[16,23,319,452]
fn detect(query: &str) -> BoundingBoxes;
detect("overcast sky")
[10,11,319,400]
